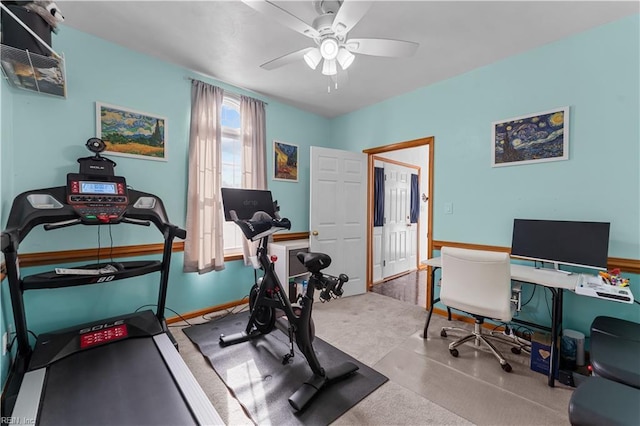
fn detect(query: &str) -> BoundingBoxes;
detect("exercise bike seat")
[297,252,332,274]
[234,213,291,241]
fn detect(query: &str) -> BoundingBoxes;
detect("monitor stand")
[535,262,573,275]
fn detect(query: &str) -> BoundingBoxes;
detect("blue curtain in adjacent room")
[410,174,419,223]
[374,167,384,227]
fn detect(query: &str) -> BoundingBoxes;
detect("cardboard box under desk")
[530,331,558,378]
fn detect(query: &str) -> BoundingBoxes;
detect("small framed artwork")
[273,140,298,182]
[492,107,569,167]
[96,102,167,161]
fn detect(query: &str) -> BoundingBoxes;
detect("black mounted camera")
[77,138,117,176]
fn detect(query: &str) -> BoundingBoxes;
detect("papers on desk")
[575,274,634,304]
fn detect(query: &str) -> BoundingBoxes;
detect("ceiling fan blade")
[260,47,315,70]
[331,0,372,35]
[345,38,419,57]
[242,0,319,39]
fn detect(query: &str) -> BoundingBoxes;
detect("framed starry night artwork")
[492,107,569,167]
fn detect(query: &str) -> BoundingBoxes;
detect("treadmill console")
[66,173,128,223]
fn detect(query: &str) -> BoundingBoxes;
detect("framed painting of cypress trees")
[96,102,167,161]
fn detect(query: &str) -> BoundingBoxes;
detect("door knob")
[312,230,319,236]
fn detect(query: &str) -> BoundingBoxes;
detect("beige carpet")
[174,292,573,425]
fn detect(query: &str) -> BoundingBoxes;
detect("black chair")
[568,316,640,425]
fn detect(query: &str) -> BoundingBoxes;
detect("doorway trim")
[364,136,435,308]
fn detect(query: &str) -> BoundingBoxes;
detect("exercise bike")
[218,188,359,411]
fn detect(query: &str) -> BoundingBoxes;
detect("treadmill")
[1,140,223,425]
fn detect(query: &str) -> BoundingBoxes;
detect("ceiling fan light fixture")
[304,48,322,70]
[321,58,337,76]
[336,47,355,70]
[319,37,339,60]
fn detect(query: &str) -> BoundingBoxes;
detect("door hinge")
[383,260,386,267]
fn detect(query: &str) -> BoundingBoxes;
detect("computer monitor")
[511,219,610,271]
[221,188,276,221]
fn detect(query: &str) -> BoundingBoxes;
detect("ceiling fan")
[242,0,419,76]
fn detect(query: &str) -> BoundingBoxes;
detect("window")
[220,95,244,253]
[185,82,265,273]
[221,96,241,187]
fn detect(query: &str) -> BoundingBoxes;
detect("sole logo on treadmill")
[79,320,125,335]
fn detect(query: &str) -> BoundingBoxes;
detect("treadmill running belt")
[38,337,197,426]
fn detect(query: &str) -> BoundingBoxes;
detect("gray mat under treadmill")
[183,311,388,425]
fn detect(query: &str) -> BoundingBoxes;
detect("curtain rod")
[186,76,268,105]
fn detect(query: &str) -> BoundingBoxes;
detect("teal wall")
[331,15,640,336]
[1,14,639,389]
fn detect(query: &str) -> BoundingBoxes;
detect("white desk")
[422,257,580,387]
[422,257,579,290]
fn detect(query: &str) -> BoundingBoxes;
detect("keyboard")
[575,274,634,304]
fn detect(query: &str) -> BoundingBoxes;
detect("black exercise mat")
[183,311,388,425]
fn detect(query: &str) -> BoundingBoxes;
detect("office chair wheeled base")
[441,321,512,372]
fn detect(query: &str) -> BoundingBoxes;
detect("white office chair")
[439,247,514,372]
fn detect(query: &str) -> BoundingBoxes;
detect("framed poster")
[96,102,167,161]
[492,107,569,167]
[273,140,298,182]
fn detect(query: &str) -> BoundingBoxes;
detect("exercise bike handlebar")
[317,273,349,302]
[230,210,291,241]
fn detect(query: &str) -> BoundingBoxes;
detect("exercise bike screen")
[221,188,276,221]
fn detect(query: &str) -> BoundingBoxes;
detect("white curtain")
[183,80,225,273]
[240,95,267,265]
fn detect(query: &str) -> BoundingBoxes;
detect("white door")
[383,163,414,278]
[310,146,367,297]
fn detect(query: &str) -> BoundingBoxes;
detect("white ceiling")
[58,1,638,118]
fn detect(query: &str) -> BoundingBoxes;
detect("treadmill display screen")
[80,324,128,348]
[80,181,118,194]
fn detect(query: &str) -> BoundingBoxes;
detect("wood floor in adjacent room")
[174,272,573,425]
[370,269,429,308]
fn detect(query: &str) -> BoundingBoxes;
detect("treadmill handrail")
[1,186,185,251]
